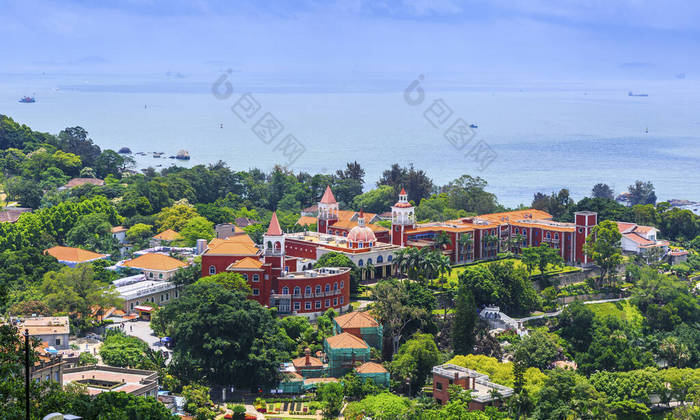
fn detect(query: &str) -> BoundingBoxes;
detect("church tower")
[391,188,415,246]
[317,185,339,234]
[264,212,285,270]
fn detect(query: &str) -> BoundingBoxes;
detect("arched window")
[274,241,282,253]
[333,282,338,290]
[315,285,321,294]
[282,286,289,295]
[305,286,312,295]
[377,255,383,263]
[358,259,364,267]
[387,255,393,262]
[266,240,273,251]
[340,281,344,289]
[149,272,154,278]
[158,273,163,279]
[367,258,372,265]
[325,284,330,293]
[293,286,301,296]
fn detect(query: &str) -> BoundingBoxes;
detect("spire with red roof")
[320,185,337,204]
[266,212,283,236]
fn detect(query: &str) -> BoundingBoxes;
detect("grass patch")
[587,300,643,328]
[438,258,581,288]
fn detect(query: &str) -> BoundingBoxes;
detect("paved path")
[513,297,630,322]
[119,320,172,360]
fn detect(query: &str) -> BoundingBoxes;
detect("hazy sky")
[1,0,698,82]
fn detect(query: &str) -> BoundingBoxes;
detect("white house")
[615,222,669,255]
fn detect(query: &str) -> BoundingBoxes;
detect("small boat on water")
[469,124,478,129]
[175,150,190,160]
[19,96,35,103]
[628,91,649,97]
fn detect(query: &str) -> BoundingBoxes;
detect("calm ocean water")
[1,73,699,207]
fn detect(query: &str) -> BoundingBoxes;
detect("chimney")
[305,348,311,366]
[454,372,459,384]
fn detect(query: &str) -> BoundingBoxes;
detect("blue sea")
[1,72,699,208]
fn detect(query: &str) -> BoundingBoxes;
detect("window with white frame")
[252,288,260,296]
[253,274,260,282]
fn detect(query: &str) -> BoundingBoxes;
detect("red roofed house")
[121,253,188,281]
[615,221,669,255]
[45,246,108,267]
[58,177,105,190]
[333,311,383,350]
[201,212,351,318]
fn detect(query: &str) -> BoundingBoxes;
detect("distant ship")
[469,124,478,129]
[628,91,649,97]
[19,96,35,103]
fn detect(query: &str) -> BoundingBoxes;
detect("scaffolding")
[359,325,383,351]
[324,342,370,378]
[357,370,390,388]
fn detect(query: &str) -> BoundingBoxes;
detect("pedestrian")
[130,325,133,332]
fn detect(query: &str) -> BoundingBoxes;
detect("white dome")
[348,225,376,244]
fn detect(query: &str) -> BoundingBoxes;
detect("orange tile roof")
[62,177,105,188]
[122,253,187,271]
[334,311,379,329]
[476,209,553,223]
[205,238,259,255]
[329,220,389,233]
[303,377,339,386]
[292,355,324,369]
[296,215,318,226]
[45,246,107,263]
[325,332,369,349]
[623,232,655,246]
[355,362,387,374]
[615,222,637,233]
[153,229,181,241]
[229,257,264,269]
[111,226,127,233]
[509,221,575,233]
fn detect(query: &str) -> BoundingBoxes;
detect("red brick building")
[201,213,351,317]
[432,364,513,410]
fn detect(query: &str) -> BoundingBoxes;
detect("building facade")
[201,213,352,317]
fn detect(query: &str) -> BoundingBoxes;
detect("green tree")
[316,381,344,419]
[40,265,122,322]
[584,220,623,287]
[627,180,656,205]
[159,281,290,390]
[370,280,428,356]
[591,183,614,200]
[513,330,560,370]
[5,176,42,208]
[126,223,154,243]
[532,369,610,420]
[179,216,215,246]
[352,185,396,214]
[99,329,150,368]
[452,284,477,355]
[344,392,416,420]
[156,200,200,231]
[390,333,440,396]
[77,352,99,366]
[182,383,216,420]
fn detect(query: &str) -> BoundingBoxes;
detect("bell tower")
[391,188,415,246]
[264,212,285,270]
[317,185,339,234]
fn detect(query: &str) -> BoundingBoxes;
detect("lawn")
[586,300,643,328]
[437,258,581,288]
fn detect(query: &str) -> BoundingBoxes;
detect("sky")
[1,0,699,84]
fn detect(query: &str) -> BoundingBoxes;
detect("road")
[117,320,172,360]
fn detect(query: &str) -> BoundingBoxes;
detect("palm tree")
[482,233,499,257]
[458,233,473,262]
[392,248,409,277]
[421,250,440,286]
[434,231,452,251]
[436,254,452,289]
